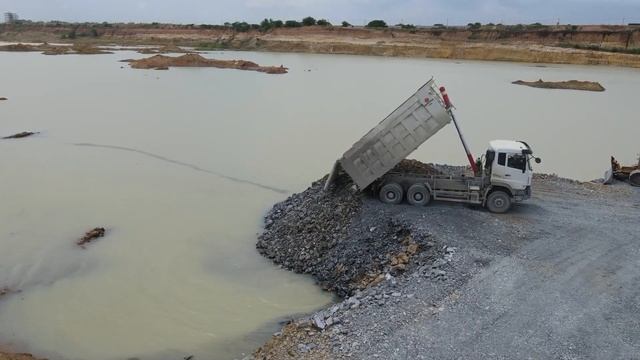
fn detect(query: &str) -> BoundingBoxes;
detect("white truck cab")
[484,140,536,206]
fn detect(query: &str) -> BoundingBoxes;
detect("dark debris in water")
[2,131,39,139]
[77,227,106,248]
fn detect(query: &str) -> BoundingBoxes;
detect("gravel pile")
[257,161,442,297]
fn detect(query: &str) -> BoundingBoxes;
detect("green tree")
[260,18,273,30]
[284,20,302,28]
[302,16,316,26]
[317,19,331,26]
[366,20,387,28]
[467,22,482,30]
[231,21,250,32]
[341,21,352,27]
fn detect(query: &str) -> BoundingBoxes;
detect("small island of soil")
[0,43,112,55]
[0,351,44,360]
[512,79,605,92]
[126,54,288,74]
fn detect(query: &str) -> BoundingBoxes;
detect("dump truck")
[324,79,541,213]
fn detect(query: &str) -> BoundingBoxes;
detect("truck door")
[492,152,527,190]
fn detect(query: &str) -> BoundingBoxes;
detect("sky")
[2,0,639,25]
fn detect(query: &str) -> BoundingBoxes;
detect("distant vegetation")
[284,20,302,28]
[61,25,101,39]
[2,18,632,40]
[366,20,388,28]
[302,17,316,26]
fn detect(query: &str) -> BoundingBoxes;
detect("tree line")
[225,17,396,32]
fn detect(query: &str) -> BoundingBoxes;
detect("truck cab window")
[507,154,526,171]
[497,153,506,166]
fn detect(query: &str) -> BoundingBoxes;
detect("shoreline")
[1,24,640,68]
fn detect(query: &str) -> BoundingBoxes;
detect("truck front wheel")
[486,190,511,213]
[407,184,431,206]
[379,183,403,205]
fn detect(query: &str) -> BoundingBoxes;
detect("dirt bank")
[513,79,606,91]
[254,162,640,359]
[126,53,288,74]
[0,352,43,360]
[0,43,111,55]
[2,24,639,68]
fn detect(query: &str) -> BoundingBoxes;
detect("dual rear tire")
[379,182,431,206]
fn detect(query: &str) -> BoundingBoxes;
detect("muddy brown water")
[0,49,639,360]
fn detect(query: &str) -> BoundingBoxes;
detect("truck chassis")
[372,171,531,213]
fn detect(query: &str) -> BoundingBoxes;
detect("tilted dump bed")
[325,79,453,190]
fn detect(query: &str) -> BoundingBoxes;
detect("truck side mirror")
[535,158,542,164]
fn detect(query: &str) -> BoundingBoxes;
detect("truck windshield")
[507,154,527,171]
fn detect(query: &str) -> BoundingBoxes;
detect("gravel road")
[254,175,640,360]
[361,178,639,359]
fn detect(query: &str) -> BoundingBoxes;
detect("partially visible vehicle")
[325,79,541,213]
[604,156,640,186]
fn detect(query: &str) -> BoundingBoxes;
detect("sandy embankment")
[1,24,639,67]
[0,42,111,55]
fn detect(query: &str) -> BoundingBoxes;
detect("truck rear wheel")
[379,183,403,205]
[486,190,511,213]
[407,184,431,206]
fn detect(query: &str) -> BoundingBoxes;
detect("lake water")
[1,49,639,360]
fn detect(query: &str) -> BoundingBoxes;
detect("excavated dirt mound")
[257,160,441,297]
[512,79,605,91]
[127,54,288,74]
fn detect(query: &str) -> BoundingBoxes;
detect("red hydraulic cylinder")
[439,86,478,175]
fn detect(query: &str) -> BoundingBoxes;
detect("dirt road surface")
[255,176,640,359]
